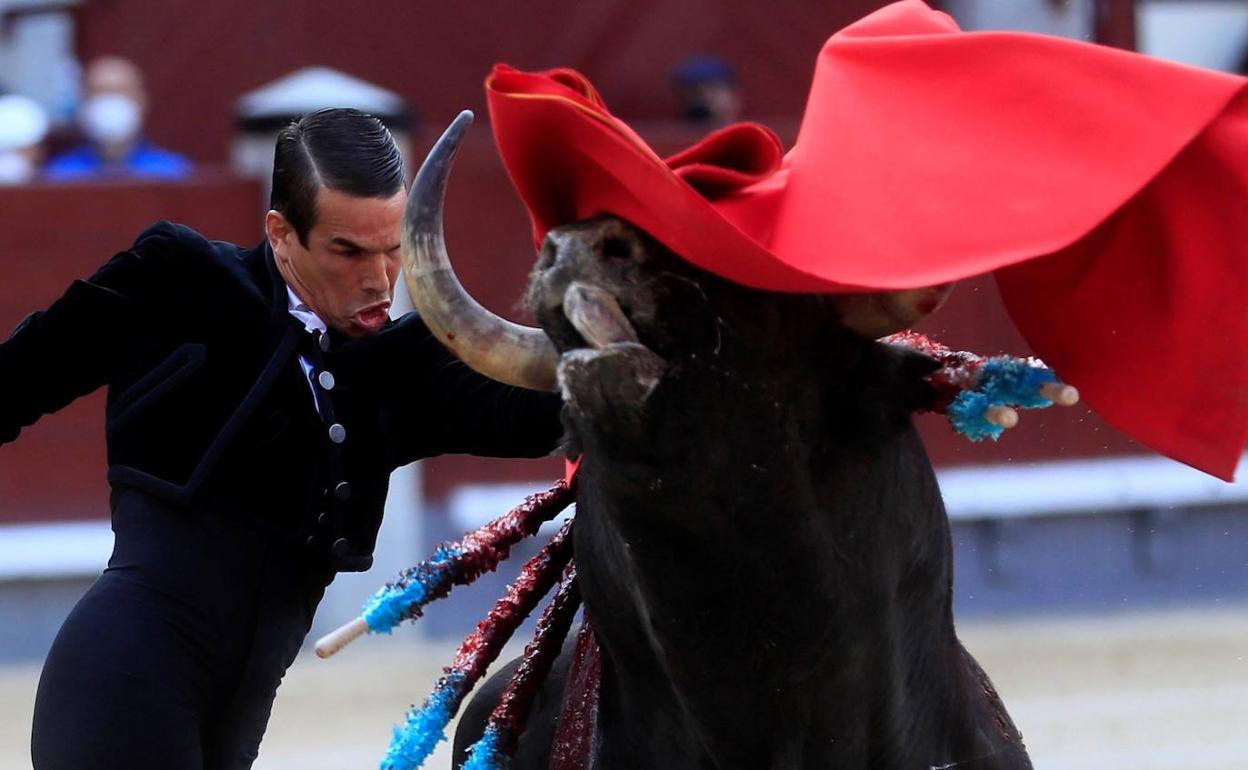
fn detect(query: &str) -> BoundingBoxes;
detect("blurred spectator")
[0,93,49,185]
[672,55,742,127]
[45,56,192,180]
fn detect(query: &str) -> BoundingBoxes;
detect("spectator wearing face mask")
[0,93,49,185]
[45,56,192,181]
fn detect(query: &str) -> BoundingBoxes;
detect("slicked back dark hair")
[270,107,405,246]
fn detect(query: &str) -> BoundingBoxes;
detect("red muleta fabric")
[485,0,1248,480]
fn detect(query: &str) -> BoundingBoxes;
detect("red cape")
[487,0,1248,480]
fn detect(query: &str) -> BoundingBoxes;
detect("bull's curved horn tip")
[442,109,474,138]
[401,109,560,392]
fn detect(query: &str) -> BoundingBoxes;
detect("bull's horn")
[402,110,559,392]
[832,284,955,339]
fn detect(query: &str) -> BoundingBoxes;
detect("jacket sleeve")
[0,221,182,444]
[380,315,565,468]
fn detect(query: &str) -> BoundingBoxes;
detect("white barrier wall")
[1139,0,1248,71]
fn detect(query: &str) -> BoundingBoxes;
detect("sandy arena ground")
[1,604,1245,769]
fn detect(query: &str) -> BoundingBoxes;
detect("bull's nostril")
[601,236,631,260]
[536,240,559,271]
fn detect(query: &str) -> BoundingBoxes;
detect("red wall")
[72,0,911,166]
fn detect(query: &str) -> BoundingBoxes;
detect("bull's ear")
[831,284,954,339]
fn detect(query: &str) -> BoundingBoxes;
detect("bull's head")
[402,113,953,440]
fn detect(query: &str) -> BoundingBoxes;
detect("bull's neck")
[573,407,997,767]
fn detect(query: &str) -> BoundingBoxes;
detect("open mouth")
[353,302,391,332]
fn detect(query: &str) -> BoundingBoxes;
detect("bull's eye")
[600,236,632,261]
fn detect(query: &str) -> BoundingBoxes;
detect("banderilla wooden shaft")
[314,617,369,659]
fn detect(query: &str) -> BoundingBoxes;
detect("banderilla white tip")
[314,617,369,659]
[986,406,1019,429]
[1040,382,1080,406]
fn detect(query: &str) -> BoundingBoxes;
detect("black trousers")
[31,490,328,770]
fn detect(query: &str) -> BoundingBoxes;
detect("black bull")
[450,217,1033,770]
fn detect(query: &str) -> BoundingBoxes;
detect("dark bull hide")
[454,219,1031,770]
[403,115,1032,770]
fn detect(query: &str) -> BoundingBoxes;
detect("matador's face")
[268,187,405,338]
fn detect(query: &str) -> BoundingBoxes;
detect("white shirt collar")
[286,285,328,336]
